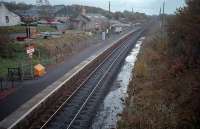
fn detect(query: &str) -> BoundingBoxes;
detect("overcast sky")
[5,0,185,15]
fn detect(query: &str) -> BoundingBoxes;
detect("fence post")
[0,77,3,91]
[11,71,14,88]
[18,67,22,81]
[21,62,24,81]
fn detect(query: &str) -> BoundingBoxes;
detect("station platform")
[0,28,140,129]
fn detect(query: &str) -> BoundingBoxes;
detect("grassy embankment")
[0,30,91,77]
[0,25,56,33]
[117,25,200,129]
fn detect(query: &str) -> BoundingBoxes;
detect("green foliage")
[36,26,56,32]
[0,26,25,58]
[0,40,25,76]
[0,25,56,34]
[0,57,18,77]
[122,11,147,22]
[0,26,26,33]
[0,29,14,58]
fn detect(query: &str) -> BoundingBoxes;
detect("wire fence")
[0,32,115,91]
[0,55,64,91]
[0,74,20,91]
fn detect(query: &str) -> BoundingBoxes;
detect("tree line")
[168,0,200,69]
[2,1,147,21]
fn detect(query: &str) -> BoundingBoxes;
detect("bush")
[0,30,15,58]
[134,58,147,78]
[167,0,200,68]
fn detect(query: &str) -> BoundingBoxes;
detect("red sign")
[26,46,35,54]
[26,45,35,58]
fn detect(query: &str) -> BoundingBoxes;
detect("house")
[110,20,131,28]
[74,13,109,31]
[75,14,91,31]
[0,3,21,26]
[85,13,109,31]
[53,5,67,17]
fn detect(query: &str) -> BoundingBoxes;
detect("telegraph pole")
[109,1,111,14]
[162,0,165,27]
[108,1,111,38]
[162,0,166,43]
[159,7,162,27]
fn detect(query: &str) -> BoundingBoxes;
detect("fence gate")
[21,63,34,80]
[7,67,22,81]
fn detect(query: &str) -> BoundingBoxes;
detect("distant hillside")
[2,2,147,21]
[2,2,33,11]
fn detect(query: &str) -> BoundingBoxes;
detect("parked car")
[114,26,122,34]
[16,36,27,41]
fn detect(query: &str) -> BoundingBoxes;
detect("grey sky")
[5,0,185,15]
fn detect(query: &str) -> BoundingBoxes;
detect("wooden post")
[0,77,3,91]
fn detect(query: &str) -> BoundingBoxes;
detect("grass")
[0,47,54,77]
[0,31,92,77]
[0,58,18,77]
[0,25,56,33]
[36,25,56,32]
[0,42,27,77]
[0,25,26,33]
[35,30,91,56]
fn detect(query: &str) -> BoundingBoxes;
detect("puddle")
[90,37,145,129]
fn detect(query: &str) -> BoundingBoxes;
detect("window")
[5,16,9,23]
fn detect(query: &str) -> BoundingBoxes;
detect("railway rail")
[39,29,144,129]
[0,27,145,129]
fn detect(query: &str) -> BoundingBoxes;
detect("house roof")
[75,14,91,23]
[75,13,108,24]
[0,3,20,17]
[14,6,40,17]
[85,13,108,21]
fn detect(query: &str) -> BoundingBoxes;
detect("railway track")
[25,28,142,129]
[31,29,144,129]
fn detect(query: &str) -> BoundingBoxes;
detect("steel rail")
[66,33,132,129]
[39,32,133,129]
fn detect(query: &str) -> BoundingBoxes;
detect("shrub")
[167,0,200,68]
[134,58,147,78]
[0,29,15,58]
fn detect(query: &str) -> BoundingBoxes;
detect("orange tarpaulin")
[34,64,45,77]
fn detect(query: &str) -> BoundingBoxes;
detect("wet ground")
[90,37,145,129]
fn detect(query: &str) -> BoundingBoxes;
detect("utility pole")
[159,7,162,29]
[109,1,111,14]
[162,0,166,43]
[108,1,111,38]
[162,0,165,27]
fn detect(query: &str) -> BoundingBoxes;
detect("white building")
[75,13,109,31]
[0,3,21,26]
